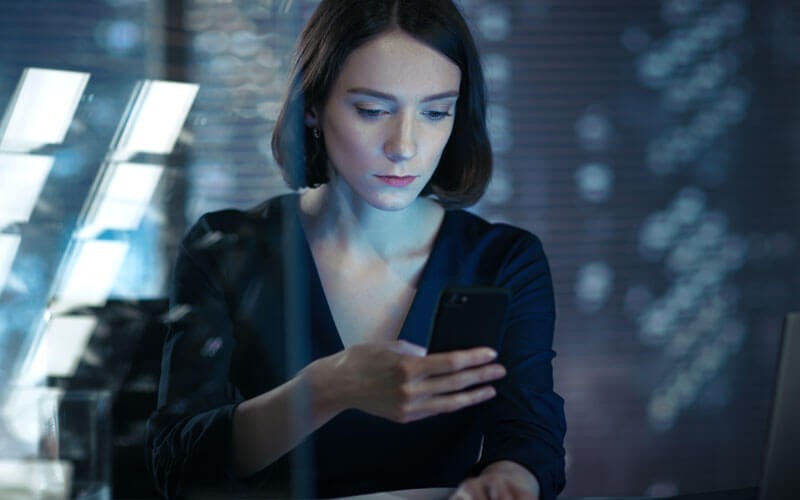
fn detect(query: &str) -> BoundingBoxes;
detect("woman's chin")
[367,192,422,212]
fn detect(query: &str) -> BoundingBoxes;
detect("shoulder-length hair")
[270,0,491,209]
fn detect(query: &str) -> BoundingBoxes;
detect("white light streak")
[0,234,22,293]
[85,162,164,232]
[30,315,98,378]
[112,80,199,160]
[55,239,129,309]
[0,153,54,225]
[0,460,71,499]
[0,68,89,152]
[0,387,60,455]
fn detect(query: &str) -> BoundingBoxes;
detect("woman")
[147,0,566,498]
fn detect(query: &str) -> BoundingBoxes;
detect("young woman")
[147,1,566,498]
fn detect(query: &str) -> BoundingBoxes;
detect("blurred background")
[0,0,798,497]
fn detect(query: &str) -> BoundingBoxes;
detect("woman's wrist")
[230,354,351,476]
[303,352,351,421]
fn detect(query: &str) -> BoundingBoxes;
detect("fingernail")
[484,348,497,358]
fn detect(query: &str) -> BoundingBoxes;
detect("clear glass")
[57,390,111,500]
[0,387,111,500]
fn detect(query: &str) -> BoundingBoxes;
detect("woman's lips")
[375,175,417,187]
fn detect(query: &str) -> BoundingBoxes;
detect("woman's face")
[307,29,461,211]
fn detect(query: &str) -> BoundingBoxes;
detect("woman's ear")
[305,107,319,128]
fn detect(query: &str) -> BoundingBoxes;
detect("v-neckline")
[295,197,453,353]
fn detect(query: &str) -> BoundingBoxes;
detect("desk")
[337,488,452,500]
[335,488,757,500]
[335,490,656,500]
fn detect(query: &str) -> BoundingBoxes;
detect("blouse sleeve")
[145,215,245,498]
[475,231,567,500]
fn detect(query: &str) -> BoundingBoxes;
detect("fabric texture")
[146,194,566,499]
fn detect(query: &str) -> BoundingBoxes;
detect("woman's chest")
[317,255,426,347]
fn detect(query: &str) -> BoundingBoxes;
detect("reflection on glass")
[53,240,129,312]
[0,68,90,153]
[111,80,199,160]
[0,153,54,225]
[0,387,110,499]
[1,386,61,449]
[83,162,164,233]
[31,315,98,379]
[0,234,21,293]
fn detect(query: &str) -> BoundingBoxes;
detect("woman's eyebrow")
[347,87,459,103]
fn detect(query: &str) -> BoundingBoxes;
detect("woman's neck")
[299,183,443,260]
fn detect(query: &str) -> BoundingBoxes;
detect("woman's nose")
[384,114,417,163]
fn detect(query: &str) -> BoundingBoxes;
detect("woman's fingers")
[387,340,427,357]
[341,342,504,423]
[452,474,536,500]
[403,362,505,399]
[403,384,496,419]
[416,347,499,377]
[451,478,485,500]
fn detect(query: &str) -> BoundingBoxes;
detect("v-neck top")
[147,194,566,499]
[307,202,450,352]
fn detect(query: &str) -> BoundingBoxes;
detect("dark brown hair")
[270,0,491,209]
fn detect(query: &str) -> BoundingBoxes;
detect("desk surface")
[336,487,758,500]
[337,488,452,500]
[336,489,655,500]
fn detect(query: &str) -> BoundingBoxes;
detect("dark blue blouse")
[147,194,566,499]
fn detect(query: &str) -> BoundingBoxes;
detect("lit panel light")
[0,153,54,225]
[56,239,129,309]
[112,80,199,160]
[0,68,89,152]
[0,460,71,499]
[27,315,98,378]
[0,234,22,292]
[86,162,164,231]
[0,386,63,454]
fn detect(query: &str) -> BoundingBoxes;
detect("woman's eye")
[356,107,386,118]
[423,110,452,121]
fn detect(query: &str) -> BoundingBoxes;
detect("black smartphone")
[426,286,511,354]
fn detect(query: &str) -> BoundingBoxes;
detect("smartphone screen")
[426,287,511,354]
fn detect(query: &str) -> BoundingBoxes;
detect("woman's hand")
[309,340,505,423]
[451,461,540,500]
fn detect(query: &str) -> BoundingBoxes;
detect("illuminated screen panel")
[0,153,54,225]
[0,0,163,398]
[111,80,199,160]
[0,68,89,152]
[0,234,22,293]
[83,162,164,233]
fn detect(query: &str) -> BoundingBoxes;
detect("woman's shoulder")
[444,207,545,253]
[181,193,297,246]
[439,208,552,294]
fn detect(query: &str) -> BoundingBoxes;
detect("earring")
[312,128,320,139]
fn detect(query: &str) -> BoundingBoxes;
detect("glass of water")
[0,387,111,499]
[57,390,112,500]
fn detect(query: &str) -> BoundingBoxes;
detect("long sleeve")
[475,231,567,499]
[145,201,568,498]
[146,215,245,498]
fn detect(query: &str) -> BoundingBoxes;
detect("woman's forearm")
[230,355,346,477]
[230,342,505,478]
